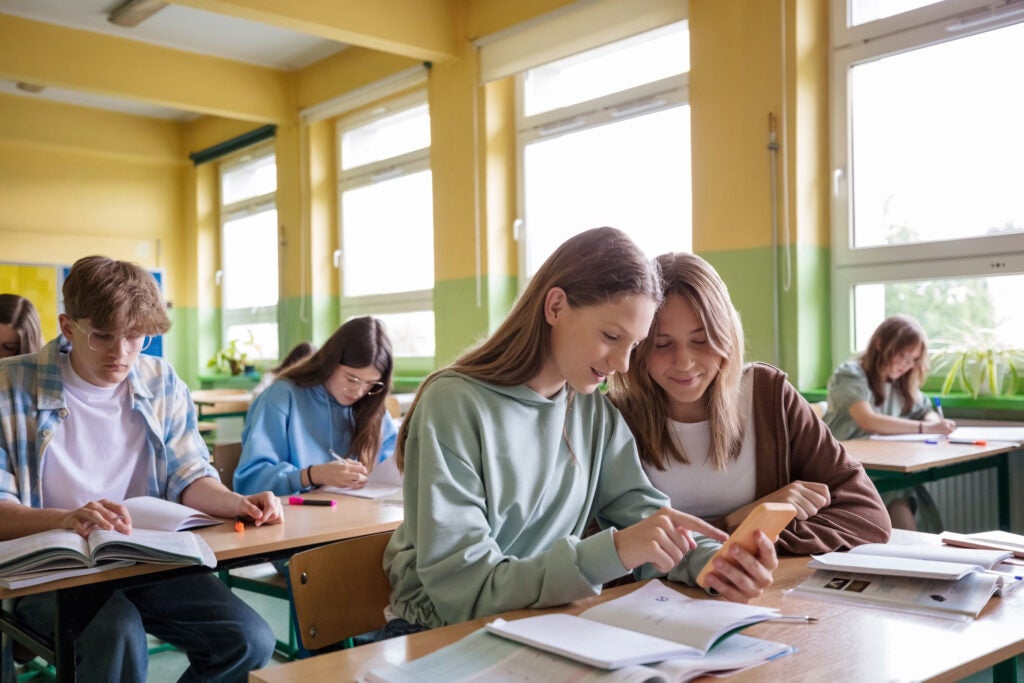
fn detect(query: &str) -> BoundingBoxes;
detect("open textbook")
[322,455,403,500]
[0,499,220,590]
[121,496,223,531]
[941,530,1024,559]
[869,426,1024,444]
[808,542,1014,580]
[366,582,794,683]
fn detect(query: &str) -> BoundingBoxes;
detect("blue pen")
[934,396,945,421]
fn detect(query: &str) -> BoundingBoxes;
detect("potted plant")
[208,332,259,376]
[930,329,1024,398]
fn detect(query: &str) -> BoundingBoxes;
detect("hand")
[924,418,956,435]
[700,530,777,603]
[614,507,729,573]
[318,459,369,489]
[61,499,132,538]
[729,482,830,526]
[234,492,283,527]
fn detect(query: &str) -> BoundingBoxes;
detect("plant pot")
[228,359,244,376]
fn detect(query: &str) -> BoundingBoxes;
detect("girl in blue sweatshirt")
[234,316,397,496]
[384,227,777,634]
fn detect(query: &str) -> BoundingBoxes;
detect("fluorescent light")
[108,0,168,28]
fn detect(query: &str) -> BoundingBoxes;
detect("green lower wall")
[701,244,830,390]
[434,273,519,366]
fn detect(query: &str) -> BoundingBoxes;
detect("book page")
[0,560,136,590]
[89,528,216,568]
[809,552,980,580]
[651,633,794,681]
[122,496,223,531]
[325,456,403,499]
[0,529,91,577]
[580,580,780,653]
[792,569,999,620]
[948,427,1024,444]
[365,629,667,683]
[850,542,1011,568]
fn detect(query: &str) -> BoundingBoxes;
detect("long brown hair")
[397,227,661,470]
[281,317,392,469]
[0,294,44,356]
[860,315,928,412]
[609,252,745,471]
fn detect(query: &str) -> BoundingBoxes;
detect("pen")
[934,396,945,421]
[949,439,987,446]
[288,496,337,507]
[769,615,818,623]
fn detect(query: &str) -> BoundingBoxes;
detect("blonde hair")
[396,227,661,470]
[609,252,745,471]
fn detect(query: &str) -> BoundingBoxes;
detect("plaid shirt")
[0,337,216,508]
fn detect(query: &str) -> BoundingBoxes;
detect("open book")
[366,582,793,683]
[808,542,1014,580]
[941,530,1024,559]
[122,496,223,531]
[0,507,218,590]
[322,455,403,500]
[869,426,1024,444]
[484,581,787,669]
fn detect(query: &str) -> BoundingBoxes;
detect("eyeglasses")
[70,319,152,353]
[342,371,385,396]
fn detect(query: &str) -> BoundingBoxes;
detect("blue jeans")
[13,573,274,683]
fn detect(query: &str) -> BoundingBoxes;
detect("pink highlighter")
[288,496,336,507]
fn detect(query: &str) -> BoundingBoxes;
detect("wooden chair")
[288,531,394,653]
[211,441,243,489]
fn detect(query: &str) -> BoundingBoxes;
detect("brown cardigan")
[707,362,892,554]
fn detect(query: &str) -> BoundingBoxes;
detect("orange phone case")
[696,502,797,586]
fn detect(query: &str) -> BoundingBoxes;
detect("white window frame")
[829,0,1024,365]
[335,89,434,350]
[218,143,278,358]
[515,45,690,286]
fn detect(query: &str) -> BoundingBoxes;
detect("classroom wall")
[0,0,835,390]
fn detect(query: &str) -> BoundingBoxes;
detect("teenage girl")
[823,314,955,529]
[609,252,891,554]
[0,293,44,359]
[234,317,396,496]
[383,227,777,636]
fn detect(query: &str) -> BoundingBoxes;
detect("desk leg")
[993,657,1019,683]
[998,453,1011,531]
[54,587,111,683]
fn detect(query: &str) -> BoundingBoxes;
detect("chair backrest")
[288,531,394,652]
[212,441,243,490]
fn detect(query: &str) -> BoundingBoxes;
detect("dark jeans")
[13,573,275,683]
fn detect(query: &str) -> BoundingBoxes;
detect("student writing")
[383,228,777,638]
[0,256,282,683]
[822,314,955,530]
[234,317,397,496]
[608,252,891,554]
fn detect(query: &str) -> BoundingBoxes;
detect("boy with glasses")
[0,256,281,683]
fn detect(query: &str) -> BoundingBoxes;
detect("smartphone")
[695,502,798,587]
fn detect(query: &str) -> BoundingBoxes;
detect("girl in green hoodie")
[384,227,778,633]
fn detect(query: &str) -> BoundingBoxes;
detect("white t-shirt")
[41,353,150,509]
[642,373,757,519]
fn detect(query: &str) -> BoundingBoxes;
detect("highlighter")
[288,496,337,507]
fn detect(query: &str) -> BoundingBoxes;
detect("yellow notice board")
[0,264,59,341]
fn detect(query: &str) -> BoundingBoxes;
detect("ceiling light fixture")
[108,0,168,28]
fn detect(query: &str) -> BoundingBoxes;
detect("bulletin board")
[1,262,165,358]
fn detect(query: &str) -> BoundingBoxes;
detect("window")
[517,21,692,279]
[831,0,1024,367]
[337,92,434,359]
[219,146,279,361]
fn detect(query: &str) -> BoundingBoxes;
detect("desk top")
[842,438,1017,473]
[0,492,403,600]
[249,531,1024,683]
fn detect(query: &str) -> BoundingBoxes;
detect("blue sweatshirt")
[385,371,719,629]
[233,379,397,495]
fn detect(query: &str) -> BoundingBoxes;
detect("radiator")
[922,455,1024,534]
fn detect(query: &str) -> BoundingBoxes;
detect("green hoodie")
[385,370,720,628]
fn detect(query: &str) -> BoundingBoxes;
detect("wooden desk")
[842,439,1019,530]
[249,536,1024,683]
[191,388,253,419]
[0,493,403,682]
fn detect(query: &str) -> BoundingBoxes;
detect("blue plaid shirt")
[0,337,216,508]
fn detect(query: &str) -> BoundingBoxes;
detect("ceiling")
[0,0,347,121]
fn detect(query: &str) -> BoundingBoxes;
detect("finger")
[240,499,265,525]
[666,508,728,541]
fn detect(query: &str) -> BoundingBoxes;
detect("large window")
[517,21,692,278]
[831,0,1024,368]
[337,92,434,360]
[218,146,279,361]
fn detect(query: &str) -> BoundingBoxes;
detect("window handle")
[333,250,342,269]
[832,167,845,198]
[214,269,223,286]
